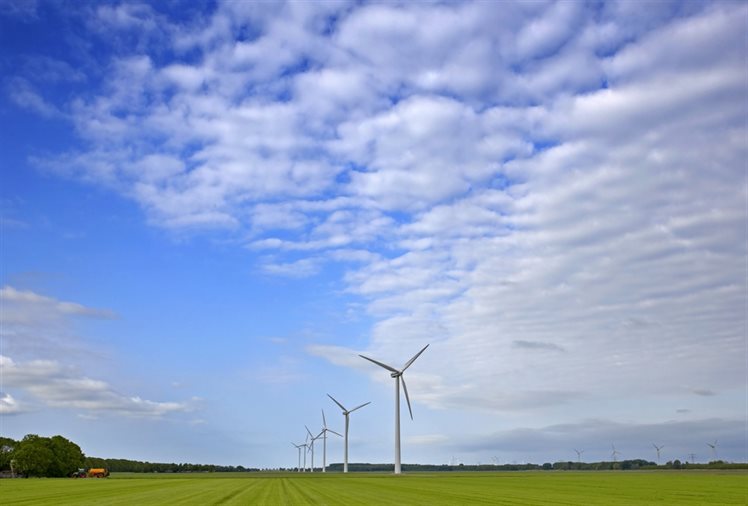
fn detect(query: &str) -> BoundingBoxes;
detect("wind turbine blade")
[349,401,371,413]
[322,409,327,428]
[306,425,314,439]
[328,429,343,437]
[327,393,347,412]
[402,344,429,372]
[359,354,399,373]
[401,375,414,420]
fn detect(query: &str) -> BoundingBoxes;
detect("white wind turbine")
[359,344,429,475]
[306,425,323,473]
[319,409,342,473]
[327,394,371,473]
[652,443,664,464]
[291,442,304,472]
[300,437,309,472]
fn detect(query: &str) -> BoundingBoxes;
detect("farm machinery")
[72,468,109,478]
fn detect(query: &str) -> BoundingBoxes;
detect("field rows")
[2,471,746,505]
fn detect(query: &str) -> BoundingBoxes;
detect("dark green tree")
[13,435,54,477]
[12,434,85,477]
[0,437,17,471]
[49,436,85,476]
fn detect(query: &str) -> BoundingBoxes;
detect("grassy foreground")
[2,470,746,505]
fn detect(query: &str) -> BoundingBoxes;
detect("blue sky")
[1,0,746,468]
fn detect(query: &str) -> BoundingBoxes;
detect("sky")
[0,0,746,468]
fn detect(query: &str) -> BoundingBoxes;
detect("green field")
[2,471,746,505]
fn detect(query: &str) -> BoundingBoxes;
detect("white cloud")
[0,392,24,415]
[6,77,59,117]
[1,355,194,418]
[9,0,746,459]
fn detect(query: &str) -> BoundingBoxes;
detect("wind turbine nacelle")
[390,372,400,378]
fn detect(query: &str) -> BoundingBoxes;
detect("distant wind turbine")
[652,444,664,464]
[574,449,584,463]
[327,394,371,473]
[360,344,429,474]
[319,409,342,473]
[706,440,718,461]
[300,437,309,472]
[291,442,304,472]
[611,444,621,463]
[306,425,323,473]
[688,453,696,464]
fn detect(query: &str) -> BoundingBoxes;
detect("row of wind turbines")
[574,440,720,464]
[291,344,430,474]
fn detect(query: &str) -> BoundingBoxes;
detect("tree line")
[322,459,745,472]
[1,435,84,477]
[0,434,258,477]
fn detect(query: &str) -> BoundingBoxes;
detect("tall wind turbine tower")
[328,394,371,473]
[319,409,342,473]
[360,344,429,475]
[652,444,664,464]
[300,437,309,472]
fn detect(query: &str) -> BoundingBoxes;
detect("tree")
[12,434,85,477]
[0,437,17,471]
[49,436,85,476]
[13,435,54,477]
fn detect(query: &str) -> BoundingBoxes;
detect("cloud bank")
[4,0,746,461]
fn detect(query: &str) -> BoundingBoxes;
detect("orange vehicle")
[87,468,109,478]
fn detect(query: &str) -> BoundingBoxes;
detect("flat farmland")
[2,471,746,505]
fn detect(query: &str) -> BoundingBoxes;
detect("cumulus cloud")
[0,285,116,358]
[7,0,746,453]
[1,355,195,418]
[0,392,24,415]
[0,286,116,320]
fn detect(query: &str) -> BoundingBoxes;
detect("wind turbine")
[319,409,342,473]
[291,442,304,472]
[574,449,584,463]
[611,444,621,463]
[706,440,718,461]
[306,425,323,473]
[652,444,664,464]
[300,436,309,472]
[359,344,429,475]
[327,394,371,473]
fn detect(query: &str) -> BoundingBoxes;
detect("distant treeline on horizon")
[83,457,260,474]
[321,461,746,472]
[81,459,748,473]
[3,434,744,476]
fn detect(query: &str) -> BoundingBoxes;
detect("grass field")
[2,471,746,505]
